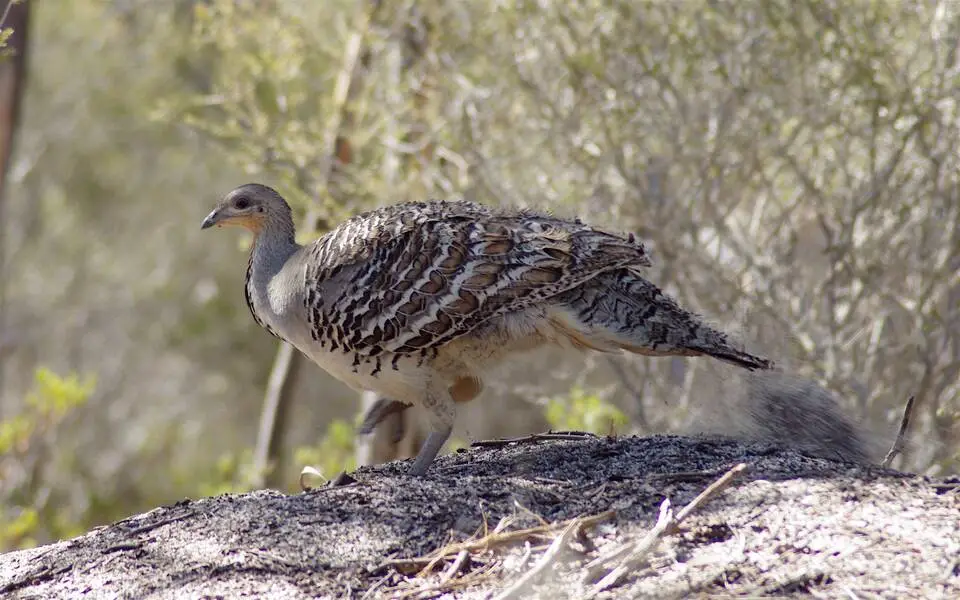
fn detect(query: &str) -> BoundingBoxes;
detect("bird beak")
[201,208,221,230]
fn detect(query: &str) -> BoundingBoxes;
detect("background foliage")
[1,0,957,550]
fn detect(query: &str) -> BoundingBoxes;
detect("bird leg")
[408,428,452,476]
[358,397,411,441]
[407,386,456,476]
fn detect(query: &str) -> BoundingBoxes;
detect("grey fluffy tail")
[737,372,876,464]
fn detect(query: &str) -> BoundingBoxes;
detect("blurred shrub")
[195,448,260,497]
[1,369,95,551]
[545,386,628,436]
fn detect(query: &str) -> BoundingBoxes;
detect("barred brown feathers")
[303,200,652,364]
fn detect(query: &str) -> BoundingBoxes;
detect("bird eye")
[234,197,250,210]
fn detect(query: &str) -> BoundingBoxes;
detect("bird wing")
[302,201,651,358]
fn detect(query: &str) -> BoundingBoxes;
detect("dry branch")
[493,518,583,600]
[583,462,749,595]
[381,510,615,573]
[252,0,383,488]
[881,395,916,468]
[471,431,597,448]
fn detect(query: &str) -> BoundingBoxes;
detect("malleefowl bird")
[201,183,773,475]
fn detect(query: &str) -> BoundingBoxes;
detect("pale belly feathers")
[299,341,427,403]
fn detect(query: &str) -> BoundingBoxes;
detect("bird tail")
[555,269,773,371]
[735,371,876,463]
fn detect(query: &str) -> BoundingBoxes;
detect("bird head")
[201,183,288,234]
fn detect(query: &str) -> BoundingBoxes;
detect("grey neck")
[249,218,300,284]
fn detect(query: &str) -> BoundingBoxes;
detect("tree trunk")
[0,0,31,412]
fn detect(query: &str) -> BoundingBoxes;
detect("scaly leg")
[407,385,456,476]
[408,427,452,476]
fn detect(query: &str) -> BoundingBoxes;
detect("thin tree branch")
[0,0,29,416]
[252,0,383,489]
[881,395,916,468]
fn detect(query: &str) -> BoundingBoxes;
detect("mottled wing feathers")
[300,200,650,358]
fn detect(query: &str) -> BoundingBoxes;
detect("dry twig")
[389,562,500,599]
[587,499,674,595]
[471,432,596,448]
[493,518,583,600]
[881,395,915,468]
[380,511,616,574]
[582,463,749,595]
[670,462,748,529]
[440,550,470,583]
